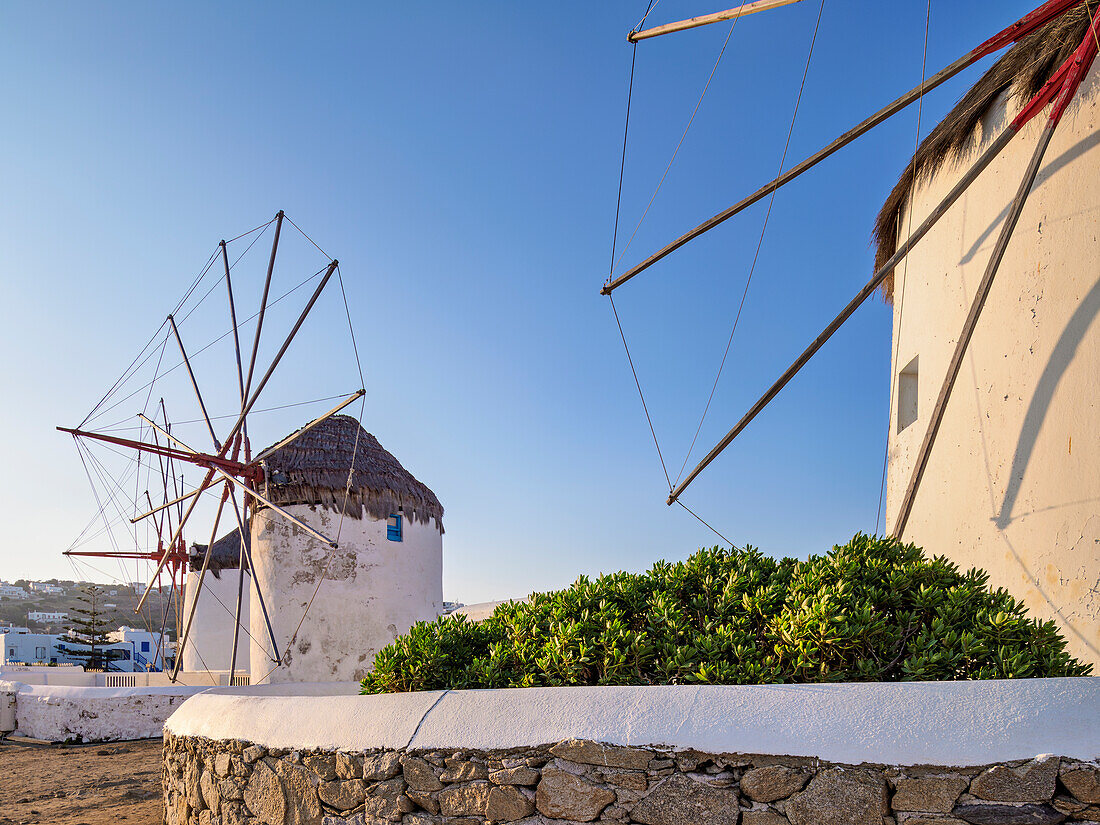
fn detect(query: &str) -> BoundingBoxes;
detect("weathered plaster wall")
[248,506,442,684]
[1,681,206,742]
[886,62,1100,666]
[183,569,251,673]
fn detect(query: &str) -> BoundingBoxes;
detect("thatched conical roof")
[257,415,443,530]
[873,4,1094,301]
[189,526,249,578]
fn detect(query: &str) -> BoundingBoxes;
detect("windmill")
[605,0,1098,524]
[604,0,1100,664]
[59,211,367,683]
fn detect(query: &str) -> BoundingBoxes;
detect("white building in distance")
[249,415,443,684]
[1,627,61,665]
[879,12,1099,667]
[27,611,68,624]
[107,626,173,671]
[0,583,29,600]
[0,626,171,671]
[27,582,65,595]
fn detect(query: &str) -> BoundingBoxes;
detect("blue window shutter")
[387,514,403,542]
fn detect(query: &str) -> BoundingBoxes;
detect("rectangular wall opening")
[897,355,919,433]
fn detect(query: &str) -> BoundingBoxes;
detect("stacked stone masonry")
[163,733,1100,825]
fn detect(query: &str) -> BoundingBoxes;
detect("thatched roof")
[257,415,443,530]
[873,4,1093,301]
[189,526,249,578]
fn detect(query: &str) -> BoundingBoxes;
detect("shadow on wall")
[960,129,1100,266]
[996,273,1100,529]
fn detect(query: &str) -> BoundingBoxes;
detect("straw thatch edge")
[873,4,1093,302]
[254,415,444,533]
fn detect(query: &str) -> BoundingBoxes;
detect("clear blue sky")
[0,1,1037,603]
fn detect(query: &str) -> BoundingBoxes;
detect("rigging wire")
[94,393,360,434]
[675,500,734,547]
[279,264,368,666]
[674,0,827,487]
[607,0,673,492]
[611,1,748,273]
[81,238,230,429]
[176,221,272,328]
[80,319,170,429]
[83,264,329,429]
[284,213,330,261]
[611,293,672,490]
[608,40,641,278]
[225,215,278,246]
[876,0,932,534]
[635,0,660,31]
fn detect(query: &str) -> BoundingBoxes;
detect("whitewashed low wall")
[167,677,1100,766]
[0,664,248,688]
[1,681,209,742]
[164,678,1100,825]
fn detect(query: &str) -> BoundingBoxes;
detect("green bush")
[361,534,1090,693]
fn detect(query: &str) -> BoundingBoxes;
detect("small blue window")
[141,641,150,652]
[387,514,402,542]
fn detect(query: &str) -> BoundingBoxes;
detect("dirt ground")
[0,737,163,825]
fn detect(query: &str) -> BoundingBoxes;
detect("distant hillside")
[0,579,180,638]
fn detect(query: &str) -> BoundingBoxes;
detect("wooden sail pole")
[125,259,338,612]
[138,413,286,663]
[628,0,803,42]
[223,481,281,664]
[666,125,1017,504]
[138,414,339,548]
[892,5,1100,537]
[130,486,201,525]
[667,5,1099,508]
[168,314,221,452]
[169,489,228,682]
[227,504,247,684]
[252,388,366,463]
[603,0,1084,295]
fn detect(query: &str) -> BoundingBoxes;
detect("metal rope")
[674,0,827,487]
[610,293,672,489]
[676,499,735,547]
[84,264,329,428]
[876,0,932,534]
[612,1,748,273]
[279,265,367,664]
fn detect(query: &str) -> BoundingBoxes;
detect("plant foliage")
[361,535,1090,693]
[56,585,126,671]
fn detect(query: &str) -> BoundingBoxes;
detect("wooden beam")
[252,389,365,463]
[628,0,803,42]
[666,122,1022,506]
[603,0,1084,295]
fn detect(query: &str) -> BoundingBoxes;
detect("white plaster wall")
[248,505,442,684]
[165,677,1100,766]
[886,63,1100,667]
[182,569,251,673]
[3,681,207,742]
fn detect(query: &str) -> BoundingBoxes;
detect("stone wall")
[163,732,1100,825]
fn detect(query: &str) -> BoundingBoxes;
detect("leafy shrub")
[361,534,1090,693]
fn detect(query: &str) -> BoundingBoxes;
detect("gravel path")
[0,737,162,825]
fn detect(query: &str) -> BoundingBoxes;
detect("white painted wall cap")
[165,677,1100,766]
